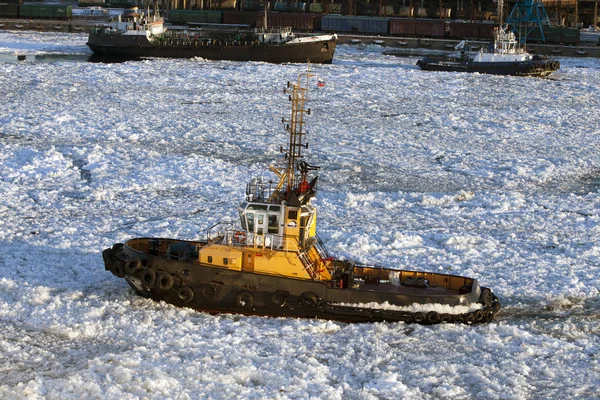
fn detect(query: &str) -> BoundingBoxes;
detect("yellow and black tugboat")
[102,69,500,325]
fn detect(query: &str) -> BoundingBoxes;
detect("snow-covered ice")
[0,31,599,399]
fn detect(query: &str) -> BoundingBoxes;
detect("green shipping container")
[19,3,73,19]
[0,3,19,18]
[526,27,578,45]
[168,10,223,25]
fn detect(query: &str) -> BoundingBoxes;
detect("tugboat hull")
[103,239,500,325]
[87,32,337,64]
[416,58,560,77]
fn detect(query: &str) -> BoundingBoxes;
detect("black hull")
[102,240,500,325]
[87,33,337,64]
[417,58,560,77]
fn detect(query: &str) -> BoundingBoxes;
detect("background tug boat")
[87,4,337,64]
[102,68,500,325]
[417,25,560,77]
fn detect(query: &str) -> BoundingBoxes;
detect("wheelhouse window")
[247,212,255,232]
[268,214,279,234]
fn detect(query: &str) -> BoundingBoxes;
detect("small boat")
[551,49,562,54]
[87,8,337,64]
[576,49,588,56]
[396,41,408,46]
[373,39,385,45]
[350,38,362,44]
[416,25,559,77]
[102,67,500,325]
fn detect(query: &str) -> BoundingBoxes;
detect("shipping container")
[525,27,578,45]
[78,0,105,6]
[19,3,73,19]
[324,3,341,14]
[222,10,259,26]
[218,0,237,10]
[0,3,19,18]
[168,10,223,24]
[322,15,388,34]
[448,22,494,40]
[389,18,445,38]
[308,3,322,13]
[242,0,269,11]
[107,0,136,7]
[274,1,306,12]
[258,12,320,31]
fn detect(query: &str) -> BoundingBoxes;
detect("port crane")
[506,0,552,42]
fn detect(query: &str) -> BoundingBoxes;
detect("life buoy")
[141,268,156,287]
[551,61,559,70]
[234,231,247,243]
[298,292,318,308]
[156,272,174,291]
[111,260,126,278]
[236,291,254,308]
[200,283,217,298]
[464,313,475,324]
[271,291,287,307]
[178,286,194,303]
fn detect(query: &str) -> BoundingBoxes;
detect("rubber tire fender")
[156,272,174,291]
[236,291,254,308]
[111,260,126,278]
[413,312,425,323]
[473,309,485,322]
[298,292,318,308]
[141,268,157,287]
[178,286,194,303]
[124,259,142,275]
[102,248,113,270]
[464,313,475,324]
[271,290,287,307]
[426,311,440,324]
[440,314,452,323]
[200,283,217,299]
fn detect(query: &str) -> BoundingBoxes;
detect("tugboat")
[102,68,500,325]
[416,25,559,77]
[87,5,337,64]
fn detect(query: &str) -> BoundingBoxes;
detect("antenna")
[269,64,319,202]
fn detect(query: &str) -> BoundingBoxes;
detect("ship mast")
[269,66,319,204]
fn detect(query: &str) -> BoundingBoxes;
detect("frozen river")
[0,31,599,399]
